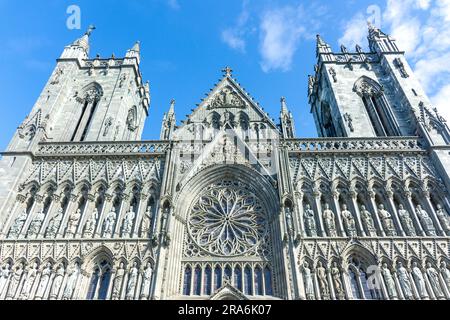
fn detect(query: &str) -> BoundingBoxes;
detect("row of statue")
[0,260,154,300]
[301,260,450,300]
[303,202,450,237]
[7,205,155,239]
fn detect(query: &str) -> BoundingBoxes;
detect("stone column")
[95,193,112,236]
[393,271,405,300]
[422,191,445,236]
[105,269,116,300]
[312,190,325,237]
[312,270,320,300]
[385,189,406,236]
[295,192,306,238]
[331,190,346,237]
[327,269,336,300]
[404,191,426,236]
[1,194,24,237]
[349,189,366,236]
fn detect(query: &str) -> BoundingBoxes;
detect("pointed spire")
[280,97,289,114]
[72,24,95,53]
[168,99,175,115]
[316,34,332,57]
[222,66,233,78]
[126,41,141,64]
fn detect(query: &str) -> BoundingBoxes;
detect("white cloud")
[339,13,370,50]
[167,0,180,10]
[259,6,306,72]
[431,84,450,122]
[221,0,250,53]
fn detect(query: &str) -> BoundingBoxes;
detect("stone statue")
[381,263,397,299]
[302,262,314,300]
[398,204,416,236]
[331,262,345,299]
[439,261,450,291]
[377,204,397,236]
[436,204,450,234]
[426,262,444,298]
[360,205,377,236]
[83,209,98,237]
[46,207,63,238]
[416,205,436,236]
[19,262,38,300]
[322,204,337,237]
[0,262,11,296]
[140,207,152,237]
[35,262,52,300]
[6,262,24,299]
[411,262,428,298]
[396,262,413,299]
[140,262,153,300]
[66,209,81,237]
[284,206,294,235]
[341,204,357,237]
[316,261,329,299]
[102,208,117,237]
[27,209,46,238]
[126,262,139,300]
[112,262,125,300]
[303,204,317,237]
[62,262,80,300]
[49,264,65,300]
[121,206,135,237]
[8,210,28,238]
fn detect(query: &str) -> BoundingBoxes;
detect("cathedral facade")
[0,25,449,301]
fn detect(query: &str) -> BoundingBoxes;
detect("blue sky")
[0,0,449,150]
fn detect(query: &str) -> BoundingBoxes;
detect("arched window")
[349,268,363,299]
[204,266,212,296]
[360,270,380,300]
[347,255,381,300]
[183,266,192,296]
[86,259,111,300]
[234,266,242,291]
[244,266,253,295]
[193,266,202,296]
[254,266,263,296]
[214,266,222,291]
[72,83,103,142]
[264,267,273,296]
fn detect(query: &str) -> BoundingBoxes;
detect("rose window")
[188,180,267,257]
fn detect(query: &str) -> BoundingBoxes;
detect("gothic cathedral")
[0,25,449,301]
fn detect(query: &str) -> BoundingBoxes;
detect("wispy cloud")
[167,0,180,10]
[221,0,250,53]
[339,12,370,50]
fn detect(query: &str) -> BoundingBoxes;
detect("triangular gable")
[210,284,249,300]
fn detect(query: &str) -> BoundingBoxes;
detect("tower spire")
[126,41,141,64]
[61,24,96,59]
[316,34,332,57]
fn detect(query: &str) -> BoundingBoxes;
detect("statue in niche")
[112,262,125,300]
[316,261,330,299]
[396,262,413,300]
[381,263,398,299]
[103,117,113,137]
[27,209,46,238]
[426,262,444,299]
[439,261,450,291]
[416,205,436,236]
[126,108,138,132]
[302,262,315,300]
[304,204,317,237]
[66,209,81,237]
[284,206,294,235]
[398,204,416,236]
[0,262,11,296]
[360,205,377,236]
[377,204,397,236]
[8,210,28,238]
[140,262,153,300]
[411,261,428,299]
[35,262,52,300]
[102,208,117,237]
[6,262,25,299]
[46,207,63,238]
[62,262,80,300]
[49,264,65,300]
[121,206,135,237]
[19,262,38,300]
[331,262,345,299]
[126,261,139,300]
[436,204,450,234]
[341,204,357,237]
[83,209,98,238]
[322,204,337,237]
[140,206,152,238]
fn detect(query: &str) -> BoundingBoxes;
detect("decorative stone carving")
[343,113,354,132]
[316,261,329,299]
[103,209,117,238]
[125,262,138,300]
[436,204,450,234]
[377,204,397,236]
[0,262,11,296]
[396,262,413,300]
[46,207,63,238]
[398,205,416,236]
[62,262,80,300]
[8,210,28,238]
[341,204,357,237]
[304,204,317,237]
[83,209,98,238]
[121,207,135,237]
[439,261,450,291]
[416,206,436,236]
[112,262,125,300]
[426,262,444,299]
[139,207,152,238]
[126,107,138,132]
[140,262,153,300]
[284,206,294,235]
[49,264,65,300]
[35,262,52,300]
[19,262,38,300]
[331,262,345,299]
[381,263,397,299]
[103,117,113,137]
[322,204,337,237]
[209,86,245,109]
[360,205,377,236]
[393,57,409,78]
[411,262,428,299]
[302,262,315,300]
[66,209,81,237]
[27,209,45,238]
